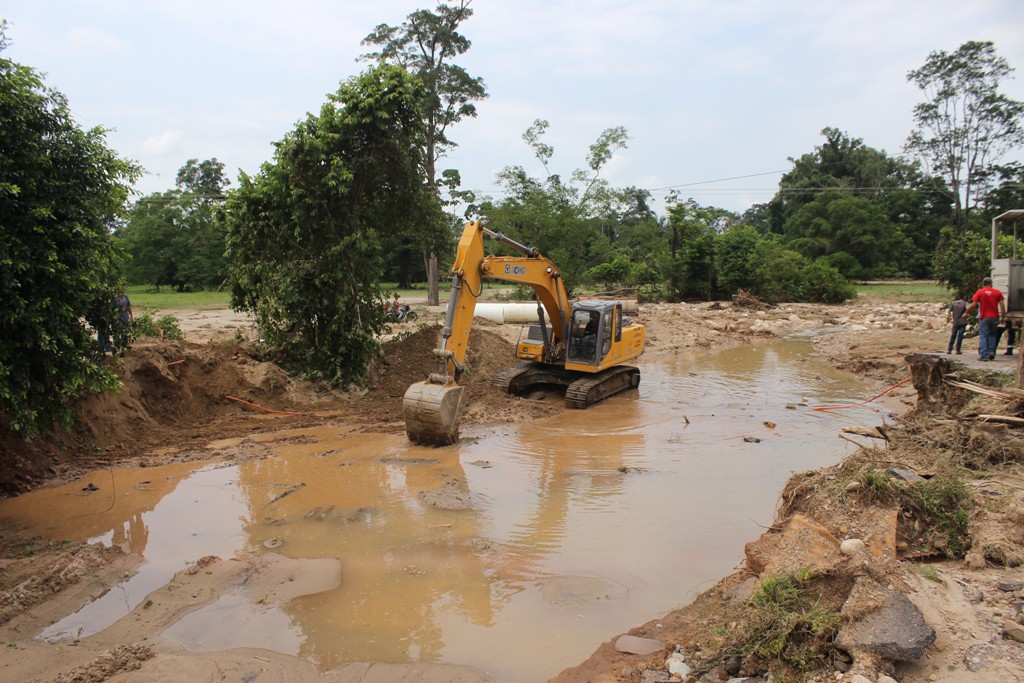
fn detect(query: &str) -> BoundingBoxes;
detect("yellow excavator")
[402,220,645,445]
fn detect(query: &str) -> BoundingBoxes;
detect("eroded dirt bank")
[2,299,1023,683]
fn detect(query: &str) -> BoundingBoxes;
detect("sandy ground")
[2,297,1023,683]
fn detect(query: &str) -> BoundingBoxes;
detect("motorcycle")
[385,303,417,323]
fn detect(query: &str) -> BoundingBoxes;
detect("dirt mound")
[366,324,517,397]
[363,324,560,431]
[0,340,343,495]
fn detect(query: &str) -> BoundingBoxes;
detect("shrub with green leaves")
[1,33,140,437]
[132,312,183,341]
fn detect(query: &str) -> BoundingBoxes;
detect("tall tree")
[905,41,1024,234]
[176,157,229,196]
[119,158,229,290]
[225,65,439,386]
[479,120,633,288]
[361,1,488,305]
[0,26,140,437]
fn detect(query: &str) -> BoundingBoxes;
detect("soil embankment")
[2,299,1023,683]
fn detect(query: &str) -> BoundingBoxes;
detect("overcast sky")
[4,1,1024,215]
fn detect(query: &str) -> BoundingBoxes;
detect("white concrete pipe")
[473,303,541,323]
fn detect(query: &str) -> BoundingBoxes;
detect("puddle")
[0,339,886,681]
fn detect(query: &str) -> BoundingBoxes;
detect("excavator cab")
[566,308,603,364]
[565,300,621,366]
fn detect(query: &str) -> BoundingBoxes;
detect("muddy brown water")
[0,339,887,682]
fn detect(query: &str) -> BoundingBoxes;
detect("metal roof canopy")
[992,209,1024,260]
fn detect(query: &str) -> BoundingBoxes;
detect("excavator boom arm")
[437,221,571,381]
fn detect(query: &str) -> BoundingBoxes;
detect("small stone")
[845,481,861,492]
[665,652,690,677]
[878,676,898,683]
[840,538,866,555]
[614,634,664,655]
[886,467,925,482]
[998,579,1024,592]
[1003,617,1024,643]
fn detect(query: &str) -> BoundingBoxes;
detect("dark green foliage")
[119,189,227,290]
[132,311,183,341]
[226,64,440,387]
[748,241,805,305]
[715,224,762,294]
[0,43,139,437]
[583,255,635,291]
[931,227,992,295]
[119,158,230,290]
[800,260,857,304]
[361,1,488,303]
[785,193,913,278]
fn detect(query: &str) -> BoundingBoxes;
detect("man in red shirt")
[967,277,1007,361]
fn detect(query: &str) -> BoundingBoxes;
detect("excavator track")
[490,361,547,394]
[491,361,640,409]
[564,365,640,409]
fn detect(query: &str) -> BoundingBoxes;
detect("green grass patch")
[854,280,952,304]
[125,286,230,311]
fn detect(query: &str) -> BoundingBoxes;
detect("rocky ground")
[1,296,1023,683]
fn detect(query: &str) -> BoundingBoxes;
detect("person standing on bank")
[112,287,134,350]
[966,277,1006,361]
[945,292,970,355]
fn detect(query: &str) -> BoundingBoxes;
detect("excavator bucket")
[402,381,466,446]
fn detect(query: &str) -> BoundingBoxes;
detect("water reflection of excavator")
[403,220,645,445]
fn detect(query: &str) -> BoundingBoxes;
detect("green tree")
[0,30,140,436]
[176,157,229,197]
[119,158,229,290]
[800,260,856,304]
[715,224,762,295]
[906,41,1024,234]
[361,0,488,305]
[931,225,1021,295]
[769,128,943,277]
[980,162,1024,217]
[748,241,805,305]
[225,65,438,386]
[664,197,734,301]
[784,192,912,278]
[479,120,633,289]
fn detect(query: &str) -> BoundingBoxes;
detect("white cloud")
[140,130,183,157]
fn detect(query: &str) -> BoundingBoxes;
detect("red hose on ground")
[811,376,912,412]
[225,395,299,415]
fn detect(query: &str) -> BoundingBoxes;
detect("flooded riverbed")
[0,339,888,682]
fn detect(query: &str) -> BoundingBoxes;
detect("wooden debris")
[842,426,890,441]
[944,377,1024,402]
[974,414,1024,427]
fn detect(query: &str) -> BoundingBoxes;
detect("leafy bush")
[1,42,139,436]
[749,241,805,304]
[132,311,183,340]
[801,260,857,303]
